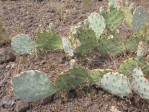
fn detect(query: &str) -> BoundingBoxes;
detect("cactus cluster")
[11,1,149,103]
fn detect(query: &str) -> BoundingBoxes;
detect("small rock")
[6,64,11,69]
[0,48,16,64]
[1,97,15,108]
[15,101,29,112]
[110,106,121,112]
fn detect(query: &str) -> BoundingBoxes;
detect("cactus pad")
[104,9,124,32]
[132,68,149,99]
[36,30,63,51]
[62,37,74,56]
[55,67,91,92]
[126,36,146,52]
[122,7,133,26]
[11,34,37,55]
[88,12,106,38]
[100,72,132,97]
[132,7,148,32]
[119,58,149,76]
[89,69,113,85]
[98,35,126,57]
[12,70,56,102]
[75,30,98,54]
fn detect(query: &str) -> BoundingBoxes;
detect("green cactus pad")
[132,68,149,99]
[119,58,149,76]
[11,34,37,55]
[12,70,56,102]
[55,67,91,92]
[88,12,106,38]
[100,72,132,97]
[122,7,133,26]
[36,30,63,51]
[126,34,147,52]
[98,35,126,57]
[89,69,113,85]
[132,7,148,32]
[75,30,98,54]
[104,9,124,32]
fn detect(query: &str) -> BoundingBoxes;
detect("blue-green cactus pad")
[12,70,56,102]
[132,7,148,32]
[101,72,132,97]
[11,34,37,55]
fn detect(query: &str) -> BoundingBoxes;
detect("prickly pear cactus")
[132,7,148,32]
[55,67,91,92]
[75,29,98,54]
[62,37,74,56]
[98,35,126,57]
[12,70,56,102]
[132,68,149,99]
[36,30,63,51]
[89,69,113,85]
[119,58,149,76]
[88,12,106,38]
[11,34,37,55]
[100,72,132,97]
[104,9,124,32]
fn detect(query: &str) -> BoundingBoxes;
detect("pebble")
[1,97,15,108]
[15,101,29,112]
